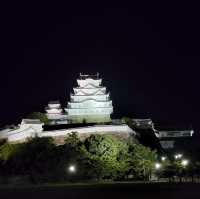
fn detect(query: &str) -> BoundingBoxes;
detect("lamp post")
[67,164,77,182]
[152,163,162,181]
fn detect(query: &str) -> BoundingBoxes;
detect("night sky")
[1,2,200,134]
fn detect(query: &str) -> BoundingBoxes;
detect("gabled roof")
[74,88,106,95]
[79,73,100,80]
[48,100,60,105]
[68,98,112,104]
[155,125,193,131]
[77,78,102,88]
[80,83,100,89]
[95,89,105,95]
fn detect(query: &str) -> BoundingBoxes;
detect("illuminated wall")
[0,123,135,143]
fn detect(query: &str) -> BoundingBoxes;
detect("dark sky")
[1,2,200,133]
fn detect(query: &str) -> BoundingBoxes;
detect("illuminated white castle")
[0,73,133,143]
[65,73,113,123]
[0,72,193,148]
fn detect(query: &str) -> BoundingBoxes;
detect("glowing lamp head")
[175,153,183,159]
[161,156,166,161]
[68,165,76,173]
[181,159,189,167]
[155,163,161,170]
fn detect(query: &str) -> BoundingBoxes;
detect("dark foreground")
[0,182,199,199]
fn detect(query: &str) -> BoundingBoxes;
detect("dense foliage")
[0,133,157,183]
[27,112,49,124]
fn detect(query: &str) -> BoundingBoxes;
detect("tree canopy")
[27,112,49,124]
[0,133,158,183]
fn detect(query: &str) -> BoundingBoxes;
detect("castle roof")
[48,100,60,104]
[21,119,42,124]
[79,73,100,80]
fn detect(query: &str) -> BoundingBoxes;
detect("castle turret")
[45,101,64,120]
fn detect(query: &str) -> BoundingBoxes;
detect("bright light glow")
[68,165,76,173]
[181,159,189,167]
[161,156,166,161]
[174,153,183,159]
[155,163,161,170]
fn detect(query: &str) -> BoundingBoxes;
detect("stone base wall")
[2,124,135,144]
[42,124,135,145]
[53,131,132,145]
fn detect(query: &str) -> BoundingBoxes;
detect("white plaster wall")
[41,124,135,137]
[74,88,106,95]
[0,124,135,143]
[7,128,38,142]
[0,122,43,142]
[66,108,113,115]
[0,130,11,139]
[71,94,109,102]
[20,123,43,133]
[46,108,62,114]
[69,100,112,109]
[77,79,102,87]
[0,127,40,142]
[158,130,193,138]
[48,104,61,109]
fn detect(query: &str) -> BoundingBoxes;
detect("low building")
[0,119,44,143]
[125,119,194,153]
[155,126,194,151]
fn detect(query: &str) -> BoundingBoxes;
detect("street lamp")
[155,163,161,170]
[181,159,189,167]
[161,156,166,161]
[68,165,76,173]
[174,153,183,159]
